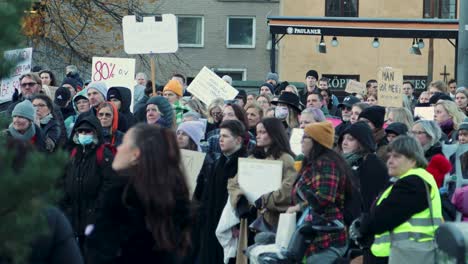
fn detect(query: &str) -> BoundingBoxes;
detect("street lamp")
[318,35,326,53]
[331,36,339,47]
[372,37,380,48]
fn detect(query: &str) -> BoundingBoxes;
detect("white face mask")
[275,106,289,119]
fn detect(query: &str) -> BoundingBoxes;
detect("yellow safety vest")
[370,168,443,257]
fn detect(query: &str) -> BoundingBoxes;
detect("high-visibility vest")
[370,168,443,257]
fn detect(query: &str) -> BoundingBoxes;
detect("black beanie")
[339,121,376,152]
[359,105,386,129]
[385,122,408,136]
[305,70,319,80]
[107,88,122,101]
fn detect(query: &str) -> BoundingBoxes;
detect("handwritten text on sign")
[91,57,136,89]
[0,48,33,103]
[187,66,239,106]
[377,67,403,108]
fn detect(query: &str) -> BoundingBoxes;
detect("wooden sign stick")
[150,54,156,96]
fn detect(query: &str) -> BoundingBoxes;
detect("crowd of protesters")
[1,64,468,264]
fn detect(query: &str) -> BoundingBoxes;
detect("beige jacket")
[227,153,298,227]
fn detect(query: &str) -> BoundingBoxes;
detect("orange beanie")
[304,121,335,149]
[163,80,183,97]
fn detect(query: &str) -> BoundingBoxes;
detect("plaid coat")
[292,156,347,255]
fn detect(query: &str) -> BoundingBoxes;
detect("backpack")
[70,143,117,165]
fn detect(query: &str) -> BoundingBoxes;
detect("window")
[325,0,358,17]
[423,0,457,19]
[213,68,247,81]
[178,16,204,47]
[227,17,255,48]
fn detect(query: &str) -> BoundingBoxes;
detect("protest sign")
[414,107,435,120]
[0,48,33,104]
[345,80,366,95]
[238,158,282,203]
[290,128,304,156]
[187,67,239,106]
[377,67,404,108]
[180,149,206,196]
[276,213,296,248]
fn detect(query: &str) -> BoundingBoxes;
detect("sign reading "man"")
[286,27,321,35]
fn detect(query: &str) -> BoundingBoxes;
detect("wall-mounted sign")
[286,27,321,35]
[403,75,427,90]
[322,74,360,90]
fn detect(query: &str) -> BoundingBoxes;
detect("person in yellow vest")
[349,135,443,264]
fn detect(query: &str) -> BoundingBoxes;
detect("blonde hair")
[207,98,224,123]
[388,107,414,131]
[436,100,467,129]
[186,98,207,118]
[40,85,53,100]
[284,85,299,96]
[245,103,264,118]
[429,80,448,94]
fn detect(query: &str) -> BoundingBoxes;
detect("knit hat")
[163,80,183,97]
[236,89,247,104]
[12,100,36,122]
[61,77,79,92]
[266,72,279,84]
[385,122,409,136]
[429,92,453,105]
[304,121,334,149]
[54,86,71,107]
[338,95,361,108]
[259,82,275,94]
[87,81,108,98]
[177,121,205,151]
[339,121,376,152]
[460,117,468,131]
[305,70,319,80]
[222,75,233,85]
[359,105,386,129]
[146,96,174,128]
[107,88,122,102]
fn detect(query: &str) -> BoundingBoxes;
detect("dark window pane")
[178,17,202,45]
[423,0,457,18]
[326,0,358,17]
[228,18,254,46]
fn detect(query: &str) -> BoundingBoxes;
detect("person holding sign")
[198,120,248,264]
[286,121,350,263]
[228,118,297,228]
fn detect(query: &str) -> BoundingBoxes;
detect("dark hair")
[125,123,192,255]
[31,94,54,112]
[309,90,323,101]
[320,88,333,110]
[219,119,246,138]
[448,79,456,85]
[403,81,414,89]
[366,79,377,88]
[38,70,57,86]
[225,103,249,129]
[172,73,186,84]
[144,81,164,96]
[252,117,295,159]
[319,77,329,83]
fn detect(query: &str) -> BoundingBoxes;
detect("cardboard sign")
[0,48,33,103]
[122,14,178,54]
[187,66,239,106]
[238,158,282,203]
[290,128,304,156]
[345,80,366,95]
[276,213,297,248]
[377,67,404,108]
[180,149,206,197]
[414,107,435,120]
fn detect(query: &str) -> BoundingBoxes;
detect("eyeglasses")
[21,82,37,88]
[98,112,112,118]
[33,103,47,108]
[212,112,222,117]
[77,129,93,134]
[411,130,427,135]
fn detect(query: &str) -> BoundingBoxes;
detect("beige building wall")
[278,0,458,87]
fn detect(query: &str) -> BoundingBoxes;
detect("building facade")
[277,0,459,91]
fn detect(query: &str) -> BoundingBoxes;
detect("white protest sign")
[377,67,404,108]
[122,14,178,54]
[187,66,239,106]
[345,80,366,95]
[0,47,32,103]
[290,128,304,156]
[414,107,435,120]
[276,213,296,248]
[180,149,206,197]
[238,158,282,203]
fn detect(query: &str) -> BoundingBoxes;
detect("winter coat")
[107,87,136,130]
[60,103,76,120]
[227,153,298,227]
[197,147,247,264]
[60,112,117,246]
[425,142,443,161]
[41,117,61,152]
[4,123,47,152]
[86,178,190,264]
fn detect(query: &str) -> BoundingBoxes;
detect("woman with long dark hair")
[228,117,297,228]
[86,123,192,263]
[287,121,351,263]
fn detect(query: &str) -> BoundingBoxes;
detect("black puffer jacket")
[60,112,116,247]
[107,87,136,130]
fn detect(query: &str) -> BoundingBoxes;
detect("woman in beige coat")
[228,117,298,228]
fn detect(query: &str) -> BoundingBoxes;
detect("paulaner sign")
[286,27,321,35]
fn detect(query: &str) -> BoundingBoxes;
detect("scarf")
[8,123,35,141]
[40,113,53,125]
[439,119,455,136]
[343,152,363,167]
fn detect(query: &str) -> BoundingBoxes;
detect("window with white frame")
[213,68,247,81]
[227,17,255,48]
[178,16,204,47]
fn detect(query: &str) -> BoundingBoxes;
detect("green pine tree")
[0,1,68,263]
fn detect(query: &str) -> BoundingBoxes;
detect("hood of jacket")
[146,96,174,128]
[68,111,104,146]
[338,121,376,153]
[108,86,132,114]
[72,89,89,113]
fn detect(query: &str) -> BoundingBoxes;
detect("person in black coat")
[60,112,117,250]
[86,123,192,264]
[197,120,248,264]
[32,94,62,152]
[107,87,136,130]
